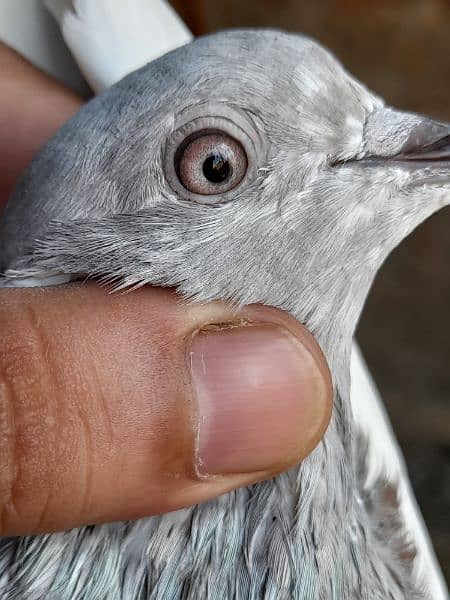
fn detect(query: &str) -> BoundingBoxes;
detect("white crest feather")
[44,0,193,92]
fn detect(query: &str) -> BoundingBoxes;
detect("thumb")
[0,284,332,536]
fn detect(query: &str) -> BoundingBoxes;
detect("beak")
[361,108,450,175]
[395,120,450,162]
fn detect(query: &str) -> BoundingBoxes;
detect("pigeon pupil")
[203,154,231,183]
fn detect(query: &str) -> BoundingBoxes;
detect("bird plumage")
[44,0,192,92]
[1,30,449,599]
[0,0,88,96]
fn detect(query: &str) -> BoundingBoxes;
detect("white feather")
[44,0,193,92]
[0,275,74,287]
[0,0,88,95]
[351,344,448,599]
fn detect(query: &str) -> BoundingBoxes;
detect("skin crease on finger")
[0,284,332,536]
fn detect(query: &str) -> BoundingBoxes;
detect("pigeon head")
[1,30,448,377]
[1,29,449,599]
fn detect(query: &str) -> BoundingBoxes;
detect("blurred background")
[171,0,450,581]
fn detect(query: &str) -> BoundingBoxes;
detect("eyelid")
[170,117,257,156]
[176,102,267,145]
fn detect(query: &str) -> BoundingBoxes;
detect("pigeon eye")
[165,109,267,205]
[175,131,248,195]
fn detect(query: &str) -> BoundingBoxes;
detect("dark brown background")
[171,0,450,583]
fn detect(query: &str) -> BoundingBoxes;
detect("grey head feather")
[1,29,449,599]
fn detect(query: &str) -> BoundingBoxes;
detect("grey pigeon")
[0,30,449,600]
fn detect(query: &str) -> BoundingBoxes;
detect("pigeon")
[0,27,449,600]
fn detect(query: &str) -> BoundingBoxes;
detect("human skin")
[0,43,332,537]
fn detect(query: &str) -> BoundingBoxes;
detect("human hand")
[0,44,332,537]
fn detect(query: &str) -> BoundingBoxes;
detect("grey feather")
[0,30,449,599]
